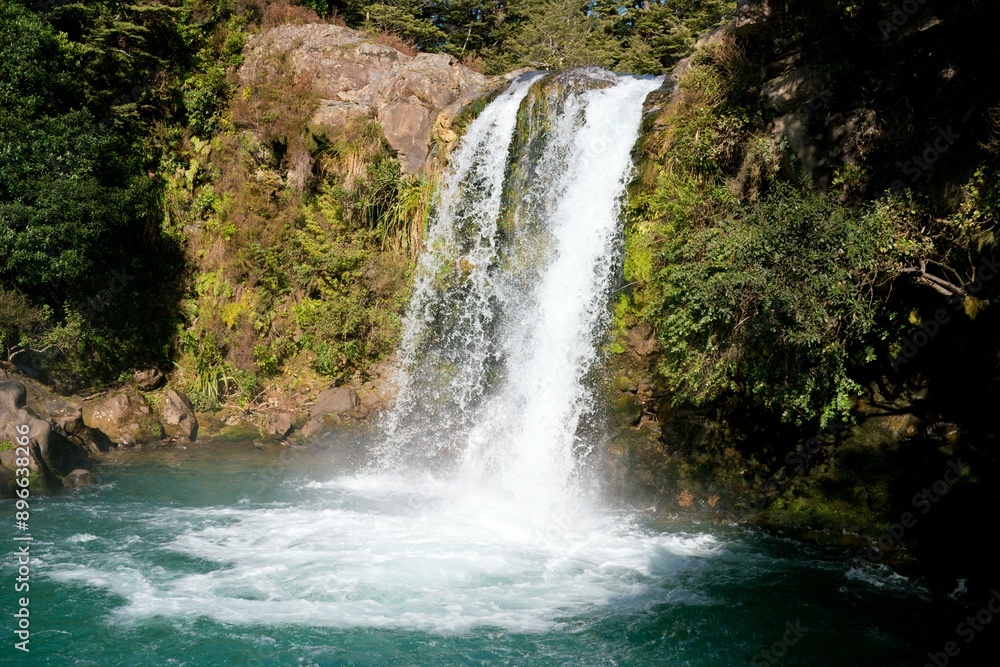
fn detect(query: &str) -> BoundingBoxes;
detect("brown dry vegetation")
[164,15,432,411]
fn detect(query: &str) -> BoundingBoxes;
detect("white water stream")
[45,70,730,635]
[379,69,662,514]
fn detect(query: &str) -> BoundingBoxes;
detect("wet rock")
[358,384,384,408]
[82,388,164,446]
[264,411,294,439]
[1,379,89,478]
[613,395,643,427]
[159,389,198,442]
[63,468,99,488]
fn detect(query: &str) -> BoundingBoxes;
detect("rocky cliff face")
[240,24,514,174]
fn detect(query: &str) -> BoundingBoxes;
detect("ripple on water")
[43,474,725,634]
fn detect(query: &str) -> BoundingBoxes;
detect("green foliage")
[325,0,735,74]
[290,186,411,382]
[0,1,157,296]
[0,287,47,358]
[179,330,242,411]
[628,29,999,427]
[182,9,246,137]
[0,0,210,384]
[184,62,231,136]
[507,0,619,70]
[172,62,418,400]
[602,0,733,70]
[652,185,906,424]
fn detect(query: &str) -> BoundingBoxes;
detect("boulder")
[0,378,87,484]
[240,24,508,174]
[82,388,164,446]
[159,389,198,441]
[297,386,360,439]
[0,380,26,423]
[13,376,108,455]
[761,67,829,114]
[313,386,358,416]
[63,468,99,488]
[264,411,294,439]
[195,411,225,439]
[134,368,166,391]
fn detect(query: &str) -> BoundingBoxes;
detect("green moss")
[453,92,497,134]
[0,439,13,453]
[210,423,261,445]
[612,395,642,426]
[26,470,43,492]
[765,494,879,535]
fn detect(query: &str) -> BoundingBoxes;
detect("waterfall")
[376,69,662,510]
[38,73,739,640]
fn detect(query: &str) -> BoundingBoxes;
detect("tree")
[0,287,46,363]
[507,0,619,69]
[0,1,155,300]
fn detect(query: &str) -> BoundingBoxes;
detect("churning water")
[2,71,970,666]
[378,69,661,511]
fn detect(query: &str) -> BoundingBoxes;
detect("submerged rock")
[63,468,99,488]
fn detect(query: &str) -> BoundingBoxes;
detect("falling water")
[33,70,934,664]
[377,69,662,512]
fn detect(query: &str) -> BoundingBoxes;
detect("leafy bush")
[0,287,47,360]
[626,28,999,427]
[652,185,906,424]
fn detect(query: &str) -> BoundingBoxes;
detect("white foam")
[45,474,721,633]
[41,71,691,636]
